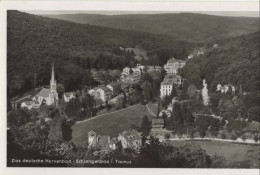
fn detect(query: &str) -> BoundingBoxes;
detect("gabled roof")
[98,135,110,148]
[64,92,75,97]
[98,86,112,93]
[37,88,51,98]
[120,130,142,141]
[88,130,96,136]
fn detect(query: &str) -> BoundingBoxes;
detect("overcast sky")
[24,11,259,17]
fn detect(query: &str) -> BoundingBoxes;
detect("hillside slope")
[44,13,259,42]
[7,11,192,97]
[181,31,260,93]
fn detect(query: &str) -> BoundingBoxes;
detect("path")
[75,104,140,125]
[146,104,157,117]
[165,137,260,145]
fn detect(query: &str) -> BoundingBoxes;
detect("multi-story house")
[160,79,174,97]
[106,82,121,96]
[63,92,76,102]
[88,130,117,150]
[163,57,186,75]
[118,130,142,151]
[122,67,131,75]
[96,86,113,102]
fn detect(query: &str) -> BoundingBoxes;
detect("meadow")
[166,140,259,168]
[71,104,155,147]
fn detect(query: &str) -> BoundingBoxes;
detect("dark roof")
[98,86,112,93]
[98,135,110,148]
[120,130,142,141]
[37,88,51,98]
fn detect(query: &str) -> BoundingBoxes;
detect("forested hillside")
[7,11,192,98]
[44,13,259,42]
[181,31,260,93]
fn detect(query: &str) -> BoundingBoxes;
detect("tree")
[253,135,259,143]
[241,135,247,142]
[7,109,30,129]
[221,133,226,140]
[211,154,226,168]
[138,115,151,136]
[231,134,238,141]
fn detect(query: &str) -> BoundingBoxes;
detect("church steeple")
[50,62,57,93]
[51,62,55,82]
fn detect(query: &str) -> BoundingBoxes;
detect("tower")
[50,63,58,105]
[50,63,57,94]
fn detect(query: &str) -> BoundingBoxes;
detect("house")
[164,74,182,85]
[131,67,142,74]
[164,57,186,75]
[160,79,174,97]
[118,130,142,151]
[88,130,117,150]
[122,67,131,75]
[152,119,165,130]
[216,83,235,94]
[88,87,100,96]
[159,109,172,118]
[106,82,120,96]
[96,86,112,102]
[63,92,76,102]
[33,63,58,106]
[21,100,40,110]
[136,64,145,71]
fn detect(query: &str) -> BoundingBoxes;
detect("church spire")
[51,62,55,81]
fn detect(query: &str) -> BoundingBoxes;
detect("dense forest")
[44,13,259,42]
[181,31,260,93]
[7,11,193,98]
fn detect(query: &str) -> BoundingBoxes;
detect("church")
[32,63,59,106]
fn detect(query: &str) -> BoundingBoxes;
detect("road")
[165,137,260,145]
[75,104,140,125]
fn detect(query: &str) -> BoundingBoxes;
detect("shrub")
[253,135,259,143]
[231,134,238,141]
[221,133,226,140]
[164,133,170,139]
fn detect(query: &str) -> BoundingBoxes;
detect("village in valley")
[9,44,260,155]
[7,10,260,168]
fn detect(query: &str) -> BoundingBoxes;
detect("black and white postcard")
[0,1,259,175]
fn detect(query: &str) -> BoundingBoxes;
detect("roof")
[110,137,117,144]
[161,79,174,85]
[88,130,97,136]
[22,101,32,106]
[98,86,112,93]
[98,135,110,148]
[37,88,51,98]
[167,57,186,64]
[164,74,181,80]
[64,92,75,97]
[120,130,142,141]
[246,122,260,132]
[107,82,120,88]
[152,119,164,125]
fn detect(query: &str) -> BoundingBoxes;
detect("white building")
[216,83,235,94]
[118,130,142,151]
[96,87,112,102]
[63,92,76,102]
[164,57,186,75]
[21,100,40,110]
[122,67,131,75]
[160,79,174,97]
[88,130,117,150]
